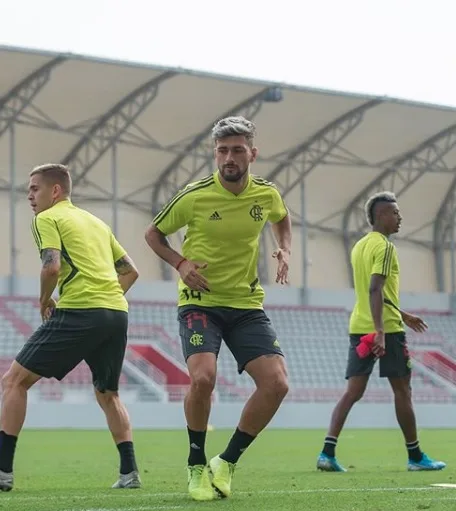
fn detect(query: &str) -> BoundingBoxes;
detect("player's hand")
[272,248,290,285]
[372,330,385,358]
[402,312,428,333]
[40,297,57,321]
[179,260,210,293]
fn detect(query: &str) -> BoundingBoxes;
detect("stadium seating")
[0,296,455,403]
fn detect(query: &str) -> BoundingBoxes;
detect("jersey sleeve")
[31,215,61,253]
[371,239,394,277]
[152,186,194,235]
[110,232,127,262]
[268,186,288,223]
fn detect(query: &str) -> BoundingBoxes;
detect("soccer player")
[0,164,141,491]
[145,116,291,501]
[316,191,446,472]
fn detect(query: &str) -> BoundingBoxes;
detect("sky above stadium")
[2,0,455,108]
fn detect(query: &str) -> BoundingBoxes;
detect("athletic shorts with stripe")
[345,331,411,379]
[15,308,128,392]
[178,305,284,373]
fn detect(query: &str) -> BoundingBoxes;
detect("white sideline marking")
[0,486,446,502]
[63,507,182,511]
[431,483,456,489]
[258,487,435,494]
[400,497,456,503]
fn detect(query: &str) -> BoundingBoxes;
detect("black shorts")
[15,308,128,392]
[345,331,411,379]
[178,305,284,373]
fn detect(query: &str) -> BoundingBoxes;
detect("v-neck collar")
[213,170,252,198]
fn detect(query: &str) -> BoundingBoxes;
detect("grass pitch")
[3,428,455,510]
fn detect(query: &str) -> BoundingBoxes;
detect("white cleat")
[0,470,13,492]
[112,470,141,489]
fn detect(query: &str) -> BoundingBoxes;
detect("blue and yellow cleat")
[407,453,446,471]
[316,453,347,472]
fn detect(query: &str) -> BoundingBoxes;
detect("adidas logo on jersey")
[209,211,222,220]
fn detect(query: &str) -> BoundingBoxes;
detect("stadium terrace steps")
[0,297,455,403]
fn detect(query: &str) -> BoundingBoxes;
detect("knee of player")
[95,389,120,406]
[1,370,19,392]
[259,371,289,400]
[346,387,365,402]
[392,383,412,401]
[190,369,216,395]
[1,373,11,392]
[273,378,289,401]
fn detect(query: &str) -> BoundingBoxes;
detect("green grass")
[3,428,456,510]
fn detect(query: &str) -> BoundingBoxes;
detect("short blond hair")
[30,164,72,195]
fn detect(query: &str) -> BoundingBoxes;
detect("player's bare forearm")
[271,214,292,253]
[369,289,384,332]
[145,225,185,269]
[398,308,411,319]
[369,274,386,332]
[114,255,139,294]
[39,248,60,306]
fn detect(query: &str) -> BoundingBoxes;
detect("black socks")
[0,431,18,473]
[117,441,138,474]
[406,440,423,462]
[322,436,338,458]
[187,428,207,466]
[219,428,256,464]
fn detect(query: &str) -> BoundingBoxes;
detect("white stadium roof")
[2,45,456,289]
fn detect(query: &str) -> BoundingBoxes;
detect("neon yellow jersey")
[31,200,128,312]
[153,171,288,309]
[349,231,403,334]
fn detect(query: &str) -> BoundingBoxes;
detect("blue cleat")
[407,453,446,471]
[317,453,347,472]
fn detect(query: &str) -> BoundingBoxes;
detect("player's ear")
[52,183,61,198]
[251,146,258,162]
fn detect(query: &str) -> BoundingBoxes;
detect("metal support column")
[300,179,308,306]
[111,143,119,236]
[433,168,456,292]
[451,215,456,312]
[9,125,17,296]
[450,216,456,296]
